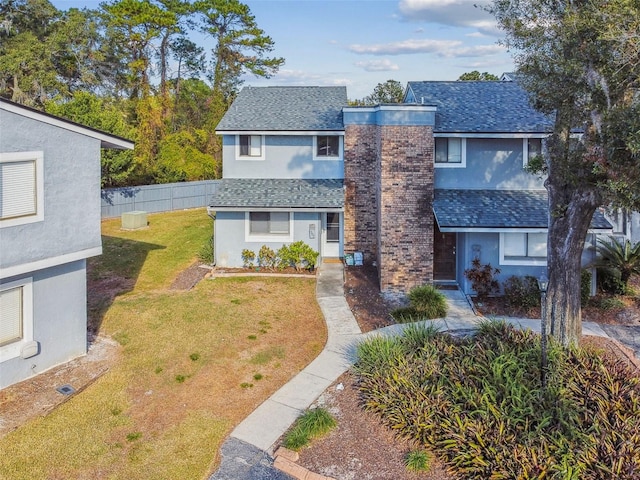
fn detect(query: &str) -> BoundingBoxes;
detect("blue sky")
[50,0,514,99]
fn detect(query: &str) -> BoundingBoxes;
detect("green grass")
[283,407,337,451]
[0,209,327,480]
[405,450,432,472]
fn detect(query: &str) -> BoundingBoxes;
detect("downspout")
[207,208,216,267]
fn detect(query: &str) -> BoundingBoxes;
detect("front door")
[322,212,341,258]
[434,224,456,280]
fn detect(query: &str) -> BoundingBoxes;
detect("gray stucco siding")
[214,211,322,267]
[221,135,344,179]
[0,260,87,389]
[434,138,545,190]
[0,110,102,271]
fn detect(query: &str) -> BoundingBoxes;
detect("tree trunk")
[545,177,599,347]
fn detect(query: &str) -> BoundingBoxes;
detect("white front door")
[322,212,341,258]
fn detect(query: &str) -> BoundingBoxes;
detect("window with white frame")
[0,151,44,228]
[246,211,293,242]
[0,278,33,362]
[236,135,264,160]
[435,138,466,167]
[501,232,547,265]
[523,138,543,166]
[313,136,342,160]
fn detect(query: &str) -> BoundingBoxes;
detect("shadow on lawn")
[86,235,165,341]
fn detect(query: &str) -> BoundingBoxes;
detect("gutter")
[207,207,216,267]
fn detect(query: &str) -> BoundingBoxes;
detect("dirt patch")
[344,264,394,332]
[297,371,453,480]
[169,261,212,290]
[0,336,120,438]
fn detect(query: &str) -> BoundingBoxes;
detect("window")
[435,138,466,167]
[326,212,340,242]
[501,232,547,265]
[236,135,264,160]
[0,278,33,362]
[524,138,542,166]
[0,151,44,228]
[246,211,293,242]
[313,136,342,160]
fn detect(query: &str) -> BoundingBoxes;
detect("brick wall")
[377,125,434,293]
[344,122,435,294]
[344,124,378,261]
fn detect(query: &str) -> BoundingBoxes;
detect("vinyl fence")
[101,180,221,218]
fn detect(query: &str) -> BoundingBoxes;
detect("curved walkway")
[210,262,625,480]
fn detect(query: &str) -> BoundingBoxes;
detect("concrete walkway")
[209,262,625,480]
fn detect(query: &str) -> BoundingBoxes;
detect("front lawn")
[0,209,326,480]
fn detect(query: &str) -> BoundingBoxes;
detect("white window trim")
[235,135,265,161]
[244,211,294,243]
[0,277,34,363]
[522,138,544,168]
[499,232,548,266]
[0,151,44,228]
[434,138,466,168]
[312,135,343,161]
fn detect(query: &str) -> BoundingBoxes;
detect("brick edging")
[273,447,336,480]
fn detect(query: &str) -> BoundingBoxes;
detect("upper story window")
[0,277,34,362]
[523,138,543,166]
[236,135,265,160]
[313,136,342,161]
[435,138,466,168]
[500,232,547,266]
[0,151,44,228]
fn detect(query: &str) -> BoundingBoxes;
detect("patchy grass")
[283,408,337,451]
[0,209,327,480]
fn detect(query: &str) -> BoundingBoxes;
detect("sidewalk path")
[209,263,625,480]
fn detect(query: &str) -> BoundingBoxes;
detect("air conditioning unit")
[121,211,147,230]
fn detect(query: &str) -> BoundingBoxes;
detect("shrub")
[283,408,337,451]
[595,236,640,290]
[503,275,540,311]
[354,321,640,479]
[390,306,421,323]
[405,450,432,473]
[407,285,447,319]
[277,241,319,271]
[597,266,626,295]
[464,258,500,301]
[241,249,256,268]
[257,245,277,269]
[197,236,214,264]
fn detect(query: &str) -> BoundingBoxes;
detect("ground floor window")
[0,278,33,361]
[246,211,293,242]
[500,232,547,265]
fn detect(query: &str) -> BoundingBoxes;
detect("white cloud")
[349,38,504,58]
[398,0,500,36]
[354,59,400,72]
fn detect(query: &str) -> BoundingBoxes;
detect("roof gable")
[0,98,134,150]
[216,86,347,132]
[405,81,552,134]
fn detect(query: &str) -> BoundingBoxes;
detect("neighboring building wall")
[0,110,102,272]
[0,260,87,389]
[221,135,344,180]
[344,124,378,261]
[377,125,435,293]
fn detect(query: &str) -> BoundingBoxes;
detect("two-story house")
[0,99,134,389]
[209,80,612,297]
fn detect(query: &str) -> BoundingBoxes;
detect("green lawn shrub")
[391,285,447,322]
[503,275,540,311]
[354,320,640,479]
[283,408,337,451]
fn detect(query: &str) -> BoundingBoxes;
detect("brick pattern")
[377,125,435,293]
[344,123,435,294]
[344,124,379,262]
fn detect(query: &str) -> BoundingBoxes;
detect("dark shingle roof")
[405,81,553,133]
[209,178,344,209]
[433,189,611,230]
[216,86,347,131]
